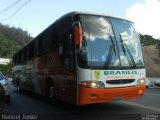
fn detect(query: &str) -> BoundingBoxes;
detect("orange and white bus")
[12,11,146,105]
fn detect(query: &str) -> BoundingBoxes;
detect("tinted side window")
[28,42,34,59]
[38,36,43,54]
[24,47,27,62]
[43,31,53,52]
[34,39,39,56]
[59,32,75,71]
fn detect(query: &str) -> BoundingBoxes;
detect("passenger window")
[59,33,75,71]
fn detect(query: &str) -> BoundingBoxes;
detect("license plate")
[113,97,123,101]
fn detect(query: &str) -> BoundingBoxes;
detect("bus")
[12,11,146,105]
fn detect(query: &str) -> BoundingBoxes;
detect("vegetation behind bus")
[0,24,32,75]
[0,23,32,58]
[0,63,12,76]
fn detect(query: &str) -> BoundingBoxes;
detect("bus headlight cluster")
[136,78,145,85]
[81,81,105,88]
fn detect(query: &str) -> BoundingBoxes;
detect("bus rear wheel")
[17,79,21,91]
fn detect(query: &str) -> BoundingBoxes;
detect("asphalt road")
[2,85,160,120]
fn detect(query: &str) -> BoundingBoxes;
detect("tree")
[0,24,32,58]
[139,34,160,46]
[0,62,12,76]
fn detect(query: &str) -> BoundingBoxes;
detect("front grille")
[106,79,135,85]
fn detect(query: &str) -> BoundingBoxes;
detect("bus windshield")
[79,15,144,67]
[111,18,144,67]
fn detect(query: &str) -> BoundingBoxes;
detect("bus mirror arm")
[75,47,82,54]
[72,21,81,27]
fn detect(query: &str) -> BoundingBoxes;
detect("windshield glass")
[0,73,5,80]
[80,15,120,66]
[111,18,144,66]
[79,15,144,67]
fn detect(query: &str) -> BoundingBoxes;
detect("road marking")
[119,101,160,112]
[145,93,160,97]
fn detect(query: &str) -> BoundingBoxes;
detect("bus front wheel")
[46,81,56,103]
[48,86,55,99]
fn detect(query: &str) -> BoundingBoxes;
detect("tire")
[17,79,21,92]
[46,80,56,103]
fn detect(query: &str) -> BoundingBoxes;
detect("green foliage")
[0,23,32,75]
[139,34,160,46]
[0,23,32,58]
[0,62,12,76]
[139,34,160,65]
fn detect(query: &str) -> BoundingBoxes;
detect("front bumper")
[78,85,146,105]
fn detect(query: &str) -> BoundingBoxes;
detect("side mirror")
[73,21,83,51]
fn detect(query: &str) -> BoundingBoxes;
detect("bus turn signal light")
[138,90,143,94]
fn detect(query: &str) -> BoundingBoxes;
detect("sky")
[0,0,159,39]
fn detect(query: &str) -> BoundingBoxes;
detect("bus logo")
[94,71,101,80]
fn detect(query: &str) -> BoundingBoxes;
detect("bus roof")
[13,11,132,56]
[55,11,132,23]
[33,11,133,41]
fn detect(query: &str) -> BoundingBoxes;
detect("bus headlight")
[136,78,145,85]
[81,81,105,88]
[91,82,97,88]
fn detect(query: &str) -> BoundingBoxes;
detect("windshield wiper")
[123,43,136,67]
[104,35,116,68]
[119,34,136,68]
[105,44,115,68]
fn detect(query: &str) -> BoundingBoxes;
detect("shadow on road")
[6,86,148,120]
[14,88,135,114]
